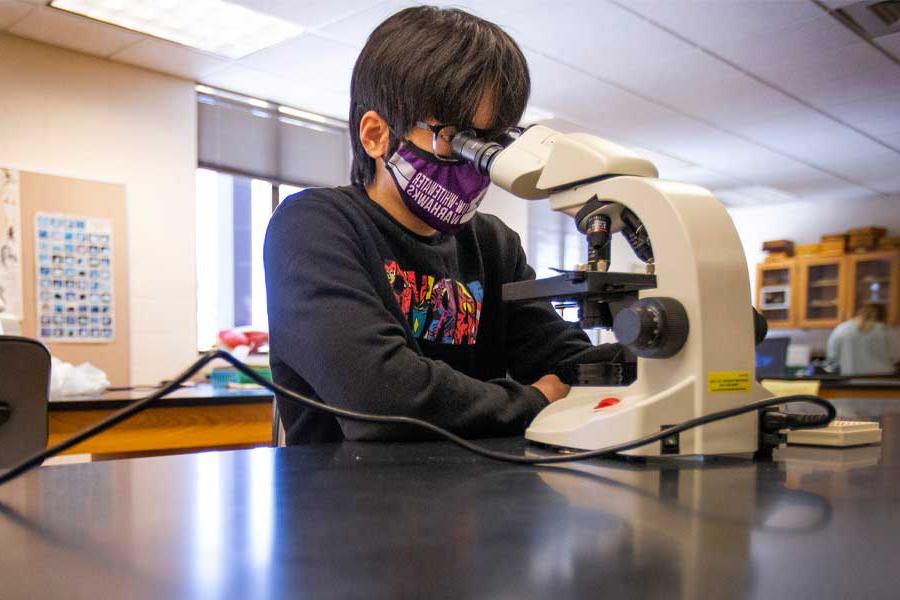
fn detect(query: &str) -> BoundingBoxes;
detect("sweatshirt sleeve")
[264,197,548,441]
[502,232,594,384]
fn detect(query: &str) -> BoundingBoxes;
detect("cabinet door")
[797,257,845,328]
[845,251,899,325]
[756,261,795,328]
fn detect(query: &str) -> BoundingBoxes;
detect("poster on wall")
[0,168,24,321]
[34,212,114,343]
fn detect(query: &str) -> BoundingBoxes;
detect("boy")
[265,6,597,443]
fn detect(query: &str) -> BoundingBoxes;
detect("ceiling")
[2,0,899,207]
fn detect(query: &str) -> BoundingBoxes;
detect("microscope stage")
[502,271,656,303]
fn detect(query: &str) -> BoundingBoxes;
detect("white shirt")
[826,320,895,375]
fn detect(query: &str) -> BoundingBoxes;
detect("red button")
[594,397,620,409]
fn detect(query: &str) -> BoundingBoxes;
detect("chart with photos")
[35,213,114,342]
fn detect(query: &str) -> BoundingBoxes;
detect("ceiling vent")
[835,1,900,39]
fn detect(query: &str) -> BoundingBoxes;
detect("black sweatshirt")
[264,185,592,444]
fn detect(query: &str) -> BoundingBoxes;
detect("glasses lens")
[434,125,459,158]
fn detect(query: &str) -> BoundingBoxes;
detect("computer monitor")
[0,336,50,469]
[755,337,790,379]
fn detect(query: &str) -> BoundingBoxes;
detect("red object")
[594,397,621,410]
[243,330,269,352]
[217,329,270,352]
[218,329,249,348]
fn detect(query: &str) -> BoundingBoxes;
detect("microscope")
[453,126,773,457]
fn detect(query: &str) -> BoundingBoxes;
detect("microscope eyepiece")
[450,130,506,175]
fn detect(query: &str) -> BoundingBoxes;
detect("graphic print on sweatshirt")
[384,259,484,345]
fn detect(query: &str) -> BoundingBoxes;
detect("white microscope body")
[485,125,772,457]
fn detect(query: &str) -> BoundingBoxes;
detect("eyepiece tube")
[450,130,504,175]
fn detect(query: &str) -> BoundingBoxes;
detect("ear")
[359,110,390,159]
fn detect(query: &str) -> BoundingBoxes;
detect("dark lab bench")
[1,417,898,599]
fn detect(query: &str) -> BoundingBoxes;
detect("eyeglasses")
[414,121,511,161]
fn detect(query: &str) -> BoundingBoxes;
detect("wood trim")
[795,255,846,329]
[818,387,900,400]
[48,403,272,456]
[755,259,796,328]
[844,250,899,325]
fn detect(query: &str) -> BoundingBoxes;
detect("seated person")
[827,303,896,375]
[265,6,607,443]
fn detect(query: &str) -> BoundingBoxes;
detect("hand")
[531,374,570,403]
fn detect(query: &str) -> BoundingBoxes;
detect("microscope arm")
[486,125,658,200]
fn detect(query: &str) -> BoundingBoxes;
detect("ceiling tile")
[199,63,284,98]
[428,0,563,24]
[666,165,743,191]
[315,0,414,47]
[229,0,381,29]
[882,131,900,148]
[236,32,356,93]
[499,0,697,82]
[704,14,861,72]
[725,108,899,184]
[272,83,350,120]
[621,0,823,51]
[770,65,900,111]
[600,49,805,130]
[111,38,229,80]
[876,31,900,56]
[829,149,900,194]
[9,6,141,57]
[826,94,900,140]
[752,41,900,107]
[524,50,684,141]
[200,63,349,119]
[0,0,31,30]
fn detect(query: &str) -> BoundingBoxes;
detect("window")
[195,168,308,351]
[195,85,346,351]
[278,183,304,203]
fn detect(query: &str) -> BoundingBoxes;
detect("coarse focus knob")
[613,297,689,359]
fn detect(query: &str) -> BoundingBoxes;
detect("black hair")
[349,6,530,186]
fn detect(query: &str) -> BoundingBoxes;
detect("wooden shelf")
[756,249,900,329]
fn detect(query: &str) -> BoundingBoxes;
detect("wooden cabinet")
[755,250,900,329]
[756,260,796,328]
[796,256,846,328]
[844,251,899,325]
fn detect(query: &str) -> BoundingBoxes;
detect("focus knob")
[613,297,689,359]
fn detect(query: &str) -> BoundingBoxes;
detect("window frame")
[194,166,311,353]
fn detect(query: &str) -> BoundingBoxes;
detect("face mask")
[384,141,491,234]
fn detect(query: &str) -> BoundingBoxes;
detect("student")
[265,6,608,443]
[827,303,896,376]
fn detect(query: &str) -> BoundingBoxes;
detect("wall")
[479,186,530,252]
[728,195,900,354]
[0,33,197,385]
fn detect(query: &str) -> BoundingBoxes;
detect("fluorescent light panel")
[50,0,303,59]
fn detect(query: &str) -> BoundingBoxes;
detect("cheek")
[405,130,435,153]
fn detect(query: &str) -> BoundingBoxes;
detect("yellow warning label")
[707,371,752,393]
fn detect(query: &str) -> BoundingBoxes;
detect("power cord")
[0,349,836,485]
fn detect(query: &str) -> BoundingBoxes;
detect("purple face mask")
[384,141,491,234]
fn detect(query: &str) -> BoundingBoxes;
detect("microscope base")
[525,378,764,457]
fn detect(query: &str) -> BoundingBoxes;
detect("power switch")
[594,397,620,410]
[660,424,680,455]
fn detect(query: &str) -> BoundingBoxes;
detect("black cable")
[0,350,836,485]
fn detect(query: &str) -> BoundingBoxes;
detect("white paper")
[35,212,115,343]
[0,168,23,321]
